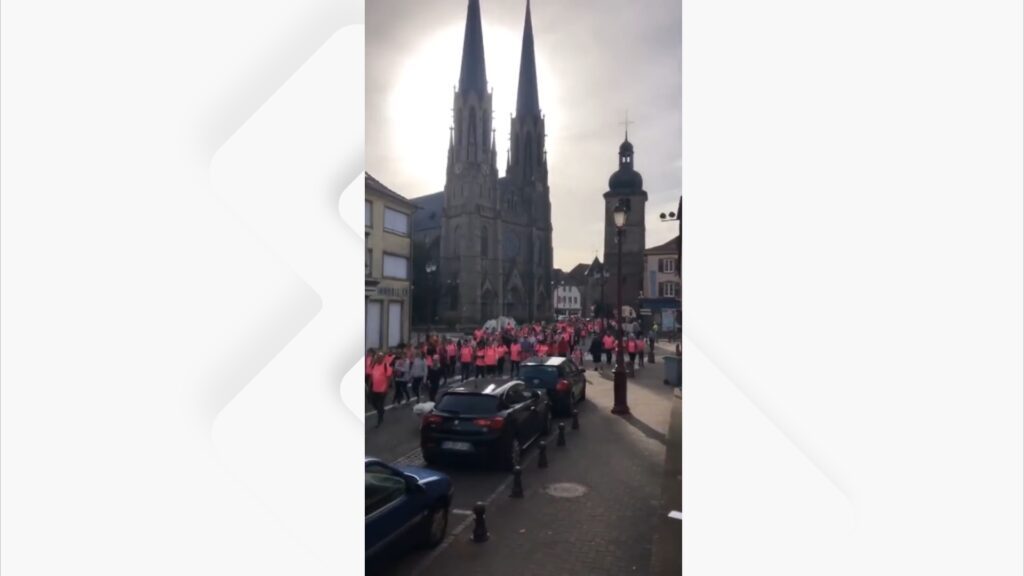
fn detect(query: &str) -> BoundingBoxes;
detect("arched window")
[467,108,477,162]
[480,226,488,258]
[452,226,460,256]
[524,138,533,179]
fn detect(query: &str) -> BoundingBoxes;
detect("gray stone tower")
[602,133,648,319]
[439,0,553,327]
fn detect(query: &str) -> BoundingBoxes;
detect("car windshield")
[519,365,558,382]
[435,394,500,415]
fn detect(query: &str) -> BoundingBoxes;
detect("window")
[366,248,372,276]
[366,465,407,516]
[480,226,488,258]
[659,258,677,273]
[387,302,402,348]
[383,207,409,235]
[366,301,382,348]
[435,394,500,415]
[365,201,372,227]
[382,254,409,279]
[503,384,529,406]
[659,281,680,297]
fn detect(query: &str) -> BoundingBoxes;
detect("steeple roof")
[459,0,488,96]
[515,0,540,117]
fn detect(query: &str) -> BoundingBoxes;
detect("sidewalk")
[417,346,681,576]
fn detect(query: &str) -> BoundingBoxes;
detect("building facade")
[639,234,681,333]
[602,136,648,320]
[365,173,417,349]
[438,0,554,327]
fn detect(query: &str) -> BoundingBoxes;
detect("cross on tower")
[620,111,634,139]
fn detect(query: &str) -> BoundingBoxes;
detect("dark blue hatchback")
[365,458,453,566]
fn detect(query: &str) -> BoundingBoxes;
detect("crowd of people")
[365,316,659,428]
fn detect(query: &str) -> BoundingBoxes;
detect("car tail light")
[422,414,443,428]
[556,379,571,393]
[472,417,505,430]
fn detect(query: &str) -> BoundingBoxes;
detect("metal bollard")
[557,422,566,447]
[472,502,489,543]
[571,410,579,430]
[538,440,548,468]
[510,466,524,498]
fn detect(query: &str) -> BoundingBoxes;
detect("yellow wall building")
[365,173,418,350]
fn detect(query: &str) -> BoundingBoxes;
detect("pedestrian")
[446,339,458,379]
[510,338,522,377]
[602,331,615,368]
[393,353,410,405]
[410,352,427,403]
[427,347,442,402]
[496,340,507,377]
[459,339,473,381]
[364,348,375,400]
[368,353,392,428]
[627,334,638,375]
[484,341,498,376]
[588,332,603,369]
[637,336,646,369]
[571,344,583,368]
[475,343,486,379]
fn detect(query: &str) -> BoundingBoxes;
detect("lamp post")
[611,200,631,416]
[425,261,438,337]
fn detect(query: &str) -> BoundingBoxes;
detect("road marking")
[409,447,539,576]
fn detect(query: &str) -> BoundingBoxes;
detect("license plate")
[441,441,473,452]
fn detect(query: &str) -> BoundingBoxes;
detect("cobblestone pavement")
[412,345,680,576]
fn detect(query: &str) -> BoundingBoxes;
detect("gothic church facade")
[439,0,553,326]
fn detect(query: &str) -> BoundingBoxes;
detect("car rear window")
[435,394,500,415]
[519,365,558,383]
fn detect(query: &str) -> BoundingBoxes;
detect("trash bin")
[663,355,681,388]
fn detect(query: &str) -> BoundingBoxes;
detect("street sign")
[639,309,652,316]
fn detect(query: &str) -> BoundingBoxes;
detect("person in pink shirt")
[602,332,616,367]
[459,340,474,381]
[484,342,498,376]
[368,353,393,428]
[496,342,508,377]
[446,340,458,378]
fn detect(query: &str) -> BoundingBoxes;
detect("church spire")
[515,0,540,117]
[458,0,488,96]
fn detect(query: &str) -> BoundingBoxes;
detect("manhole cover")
[544,482,588,498]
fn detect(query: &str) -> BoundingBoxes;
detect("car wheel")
[423,506,448,548]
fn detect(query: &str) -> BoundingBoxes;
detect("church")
[425,0,554,327]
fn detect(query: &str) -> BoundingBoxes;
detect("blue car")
[365,458,453,565]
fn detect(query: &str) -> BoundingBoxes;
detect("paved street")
[366,342,681,575]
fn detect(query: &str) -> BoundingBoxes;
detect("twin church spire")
[458,0,540,118]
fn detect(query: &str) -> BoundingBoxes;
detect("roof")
[365,172,419,211]
[458,0,488,96]
[411,191,444,232]
[522,356,567,366]
[645,235,681,256]
[515,0,540,117]
[567,263,590,281]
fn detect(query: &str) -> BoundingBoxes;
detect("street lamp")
[611,200,631,416]
[425,261,438,337]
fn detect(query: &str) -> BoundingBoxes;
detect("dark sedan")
[365,458,453,567]
[519,356,587,415]
[420,381,552,470]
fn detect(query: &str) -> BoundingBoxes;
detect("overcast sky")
[367,0,681,270]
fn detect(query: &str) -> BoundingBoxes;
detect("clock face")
[503,232,520,259]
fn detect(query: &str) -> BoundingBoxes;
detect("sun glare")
[389,22,560,197]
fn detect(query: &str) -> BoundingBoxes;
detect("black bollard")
[471,502,489,543]
[571,410,580,430]
[537,440,548,468]
[510,466,524,498]
[557,422,566,447]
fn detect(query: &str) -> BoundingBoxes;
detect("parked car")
[420,381,552,470]
[365,458,453,566]
[519,356,587,415]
